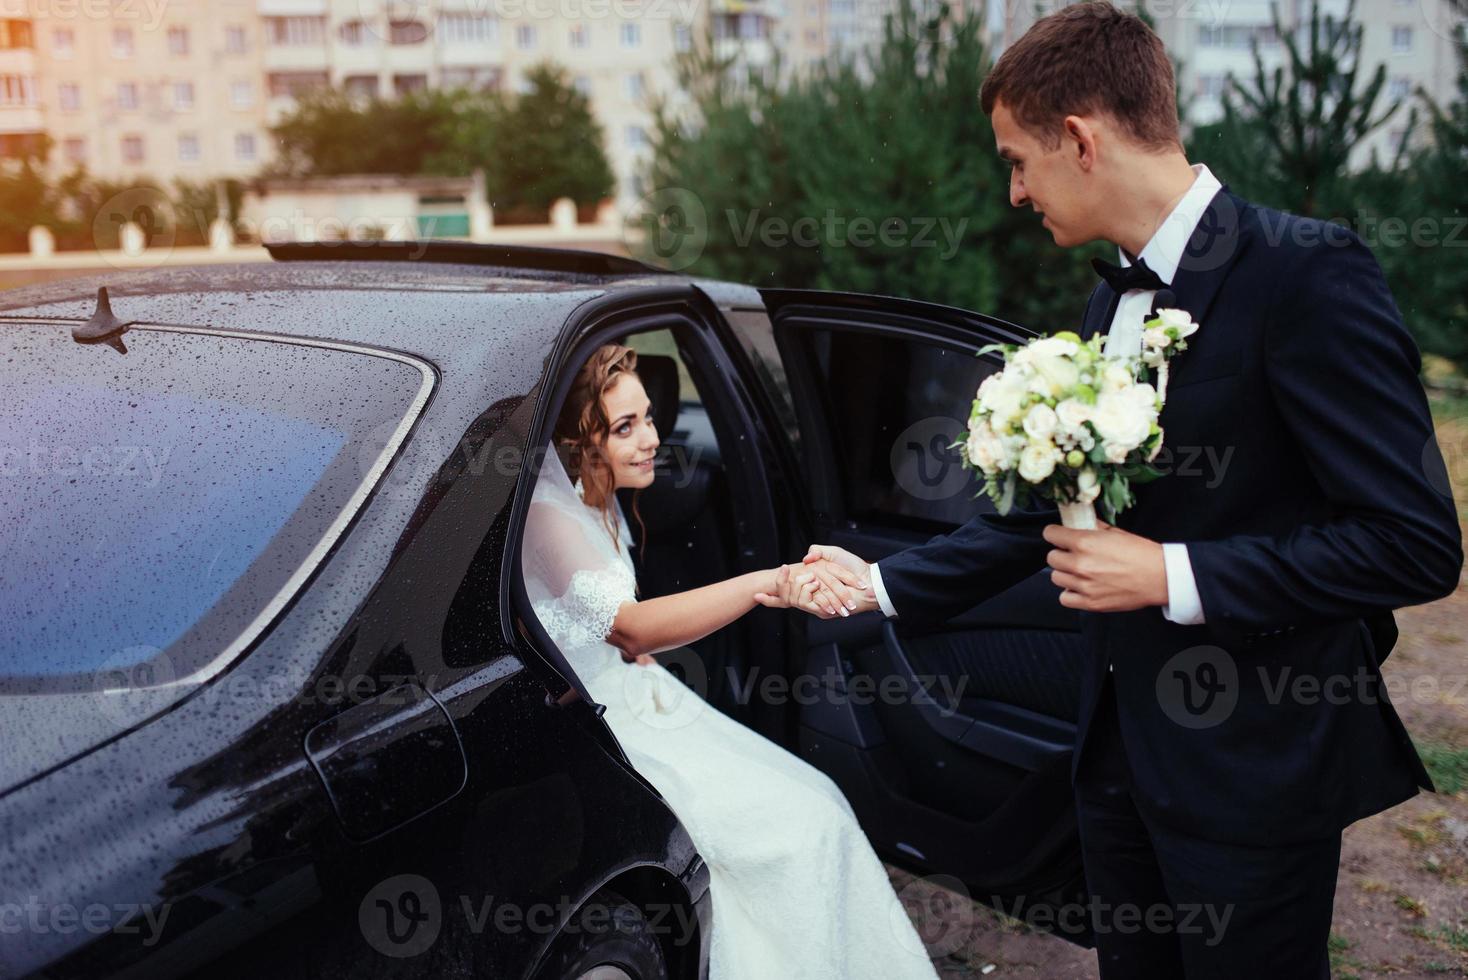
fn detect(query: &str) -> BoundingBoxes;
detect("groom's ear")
[1063,114,1099,172]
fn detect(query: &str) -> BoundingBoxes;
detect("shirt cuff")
[870,561,898,619]
[1161,543,1206,625]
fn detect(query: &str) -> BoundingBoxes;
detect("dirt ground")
[889,407,1468,979]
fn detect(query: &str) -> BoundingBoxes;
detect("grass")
[1329,932,1364,979]
[1415,740,1468,796]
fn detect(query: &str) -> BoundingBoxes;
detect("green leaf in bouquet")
[1074,383,1097,405]
[996,470,1016,515]
[1128,464,1166,485]
[975,343,1010,358]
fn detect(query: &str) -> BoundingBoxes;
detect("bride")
[520,343,941,980]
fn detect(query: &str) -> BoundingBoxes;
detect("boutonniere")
[1140,308,1201,402]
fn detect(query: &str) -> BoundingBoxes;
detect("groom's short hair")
[980,1,1180,151]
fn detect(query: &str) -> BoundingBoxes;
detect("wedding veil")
[519,443,638,703]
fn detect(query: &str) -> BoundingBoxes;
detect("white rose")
[1076,466,1101,503]
[1142,326,1171,350]
[1022,403,1059,441]
[1155,308,1199,339]
[1018,441,1060,482]
[1099,360,1134,393]
[1031,352,1080,397]
[1126,382,1160,412]
[1027,336,1080,359]
[1055,398,1092,431]
[1091,390,1152,452]
[979,370,1027,427]
[1104,440,1131,464]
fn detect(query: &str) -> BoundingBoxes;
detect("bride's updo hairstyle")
[553,342,648,551]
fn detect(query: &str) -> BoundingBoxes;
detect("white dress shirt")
[870,164,1220,628]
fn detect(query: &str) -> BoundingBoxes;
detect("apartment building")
[0,0,1458,204]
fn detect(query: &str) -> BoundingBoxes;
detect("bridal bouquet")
[956,311,1199,529]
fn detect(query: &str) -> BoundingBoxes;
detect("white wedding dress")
[521,447,940,980]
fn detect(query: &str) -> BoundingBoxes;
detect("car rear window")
[0,322,433,693]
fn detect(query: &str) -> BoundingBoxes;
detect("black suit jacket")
[877,188,1463,846]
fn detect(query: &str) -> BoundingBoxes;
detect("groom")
[783,4,1463,977]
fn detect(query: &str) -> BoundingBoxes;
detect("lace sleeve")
[525,500,637,651]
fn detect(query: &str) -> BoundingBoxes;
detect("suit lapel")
[1079,281,1118,343]
[1164,188,1250,335]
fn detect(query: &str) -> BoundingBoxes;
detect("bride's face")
[597,374,659,490]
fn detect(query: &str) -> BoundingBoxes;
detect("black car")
[0,242,1087,980]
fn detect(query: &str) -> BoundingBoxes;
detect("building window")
[268,72,329,99]
[625,124,647,149]
[1195,73,1227,99]
[1388,75,1411,99]
[178,133,200,162]
[624,72,644,100]
[338,20,372,45]
[173,81,195,110]
[441,66,501,90]
[1198,23,1277,48]
[0,20,33,50]
[439,12,497,44]
[58,82,81,112]
[515,24,536,48]
[1392,26,1412,52]
[267,17,324,46]
[116,82,139,111]
[168,25,190,56]
[573,74,592,96]
[52,27,74,57]
[63,137,85,164]
[112,26,134,58]
[388,20,428,45]
[344,74,379,99]
[714,14,772,41]
[121,135,145,164]
[235,132,257,161]
[0,74,35,107]
[620,22,641,47]
[225,25,248,54]
[569,23,589,48]
[230,80,254,109]
[674,24,692,52]
[393,73,428,95]
[830,0,857,14]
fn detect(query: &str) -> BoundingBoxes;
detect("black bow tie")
[1092,255,1167,294]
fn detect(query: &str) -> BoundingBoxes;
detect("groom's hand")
[1043,522,1169,612]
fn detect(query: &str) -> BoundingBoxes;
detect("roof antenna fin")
[72,287,130,354]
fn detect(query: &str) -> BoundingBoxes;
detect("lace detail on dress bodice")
[531,559,637,652]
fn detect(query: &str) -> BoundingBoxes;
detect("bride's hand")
[753,564,825,614]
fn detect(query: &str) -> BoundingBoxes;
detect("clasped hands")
[754,521,1169,618]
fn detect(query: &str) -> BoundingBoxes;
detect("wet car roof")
[0,258,686,365]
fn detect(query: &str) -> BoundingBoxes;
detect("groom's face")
[992,99,1098,248]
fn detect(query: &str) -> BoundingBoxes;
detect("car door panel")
[735,288,1090,929]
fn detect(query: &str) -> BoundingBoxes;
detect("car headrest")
[635,354,681,436]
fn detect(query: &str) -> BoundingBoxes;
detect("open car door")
[754,287,1091,938]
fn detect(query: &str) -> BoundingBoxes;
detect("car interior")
[521,316,1090,936]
